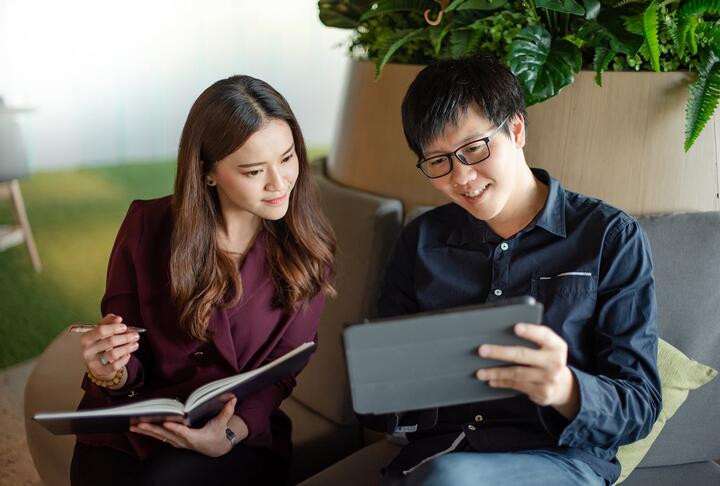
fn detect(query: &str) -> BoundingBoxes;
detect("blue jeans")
[382,450,605,486]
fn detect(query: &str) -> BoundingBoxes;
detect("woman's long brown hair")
[171,75,336,341]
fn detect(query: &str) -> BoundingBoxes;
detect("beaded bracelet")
[87,367,124,388]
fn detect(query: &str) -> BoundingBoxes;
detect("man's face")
[422,105,525,222]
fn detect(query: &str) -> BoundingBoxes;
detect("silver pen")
[67,322,147,334]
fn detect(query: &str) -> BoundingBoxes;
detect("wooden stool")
[0,179,41,272]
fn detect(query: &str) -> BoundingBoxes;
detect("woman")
[70,75,336,486]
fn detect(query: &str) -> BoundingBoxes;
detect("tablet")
[342,296,543,414]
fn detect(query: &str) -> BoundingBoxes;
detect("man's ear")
[510,113,526,149]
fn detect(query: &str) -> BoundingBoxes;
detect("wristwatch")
[225,426,241,447]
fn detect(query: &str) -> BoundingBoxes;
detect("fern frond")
[593,47,616,86]
[685,50,720,150]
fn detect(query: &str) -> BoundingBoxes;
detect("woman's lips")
[263,194,287,205]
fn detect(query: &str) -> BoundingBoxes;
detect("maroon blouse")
[76,196,326,460]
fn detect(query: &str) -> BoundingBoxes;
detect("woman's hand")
[80,313,140,382]
[475,323,580,420]
[130,398,247,457]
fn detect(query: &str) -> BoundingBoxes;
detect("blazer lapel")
[209,230,273,372]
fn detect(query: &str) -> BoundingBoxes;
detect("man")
[364,55,661,486]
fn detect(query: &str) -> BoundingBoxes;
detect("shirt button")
[467,425,476,431]
[500,242,509,251]
[193,351,204,358]
[475,414,484,422]
[494,289,503,297]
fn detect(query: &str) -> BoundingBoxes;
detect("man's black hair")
[401,55,528,158]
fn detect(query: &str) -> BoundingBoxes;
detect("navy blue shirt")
[375,169,661,484]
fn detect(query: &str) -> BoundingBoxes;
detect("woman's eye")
[281,153,294,163]
[244,170,262,177]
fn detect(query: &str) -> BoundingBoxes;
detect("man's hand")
[475,323,580,420]
[130,397,248,457]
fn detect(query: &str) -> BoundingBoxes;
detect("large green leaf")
[596,9,644,55]
[508,25,582,105]
[685,50,720,150]
[535,0,585,15]
[318,0,374,28]
[374,28,427,78]
[643,0,661,72]
[359,0,434,22]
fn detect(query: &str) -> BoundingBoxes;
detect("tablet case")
[343,296,543,414]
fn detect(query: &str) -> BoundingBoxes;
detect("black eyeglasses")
[416,117,509,179]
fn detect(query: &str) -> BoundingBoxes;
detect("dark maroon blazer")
[76,196,326,460]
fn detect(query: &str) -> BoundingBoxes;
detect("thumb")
[215,397,237,425]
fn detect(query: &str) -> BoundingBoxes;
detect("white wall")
[0,0,351,170]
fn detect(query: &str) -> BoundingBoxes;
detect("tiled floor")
[0,359,43,486]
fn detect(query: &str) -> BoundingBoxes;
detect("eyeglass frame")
[415,116,510,179]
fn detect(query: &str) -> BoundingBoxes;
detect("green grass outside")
[0,148,327,369]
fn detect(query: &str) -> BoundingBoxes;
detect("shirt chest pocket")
[530,273,597,333]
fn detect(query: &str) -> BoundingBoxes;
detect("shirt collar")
[445,168,566,246]
[530,168,567,238]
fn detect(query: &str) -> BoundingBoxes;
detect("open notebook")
[34,341,316,435]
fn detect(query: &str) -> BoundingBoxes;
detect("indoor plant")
[319,0,720,151]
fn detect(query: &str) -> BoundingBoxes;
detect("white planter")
[328,60,720,215]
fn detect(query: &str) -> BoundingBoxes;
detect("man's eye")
[429,157,448,167]
[465,143,484,153]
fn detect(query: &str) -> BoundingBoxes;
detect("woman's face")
[208,119,300,224]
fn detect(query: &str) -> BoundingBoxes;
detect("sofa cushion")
[298,438,402,486]
[291,164,403,426]
[636,212,720,466]
[620,461,720,486]
[280,396,363,484]
[615,339,717,483]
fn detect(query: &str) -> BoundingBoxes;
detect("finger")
[100,314,123,325]
[478,343,551,368]
[216,398,237,423]
[84,332,140,358]
[513,323,566,350]
[476,366,548,384]
[102,340,140,363]
[131,423,185,447]
[80,322,128,349]
[108,353,131,371]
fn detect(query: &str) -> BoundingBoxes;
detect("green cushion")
[614,338,718,484]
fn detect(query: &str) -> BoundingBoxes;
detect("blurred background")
[0,0,350,368]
